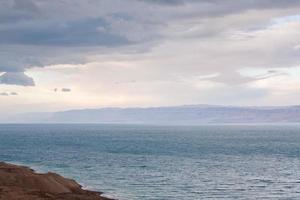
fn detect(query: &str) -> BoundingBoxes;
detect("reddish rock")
[0,162,114,200]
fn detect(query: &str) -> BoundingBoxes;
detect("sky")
[1,0,300,115]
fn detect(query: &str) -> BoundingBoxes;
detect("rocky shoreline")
[0,162,114,200]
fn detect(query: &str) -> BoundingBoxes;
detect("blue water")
[1,124,300,199]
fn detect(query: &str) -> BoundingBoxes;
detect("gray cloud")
[53,88,72,92]
[138,0,185,5]
[0,72,35,86]
[13,0,39,13]
[139,0,300,12]
[0,91,19,96]
[255,70,288,80]
[1,0,300,87]
[0,92,9,96]
[208,70,288,85]
[61,88,71,92]
[0,18,129,47]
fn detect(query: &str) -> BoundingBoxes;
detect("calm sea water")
[1,124,300,199]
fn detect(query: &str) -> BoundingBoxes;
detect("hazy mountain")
[3,105,300,124]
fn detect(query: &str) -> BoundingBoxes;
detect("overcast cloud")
[1,0,300,113]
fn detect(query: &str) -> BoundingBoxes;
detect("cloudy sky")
[1,0,300,115]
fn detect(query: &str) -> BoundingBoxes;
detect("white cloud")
[1,0,300,114]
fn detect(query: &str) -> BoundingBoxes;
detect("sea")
[1,124,300,199]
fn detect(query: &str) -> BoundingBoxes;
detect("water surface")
[1,124,300,199]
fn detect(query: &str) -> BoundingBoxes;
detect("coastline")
[0,162,115,200]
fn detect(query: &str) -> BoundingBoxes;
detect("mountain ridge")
[3,105,300,124]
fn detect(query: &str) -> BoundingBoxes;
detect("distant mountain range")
[3,105,300,124]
